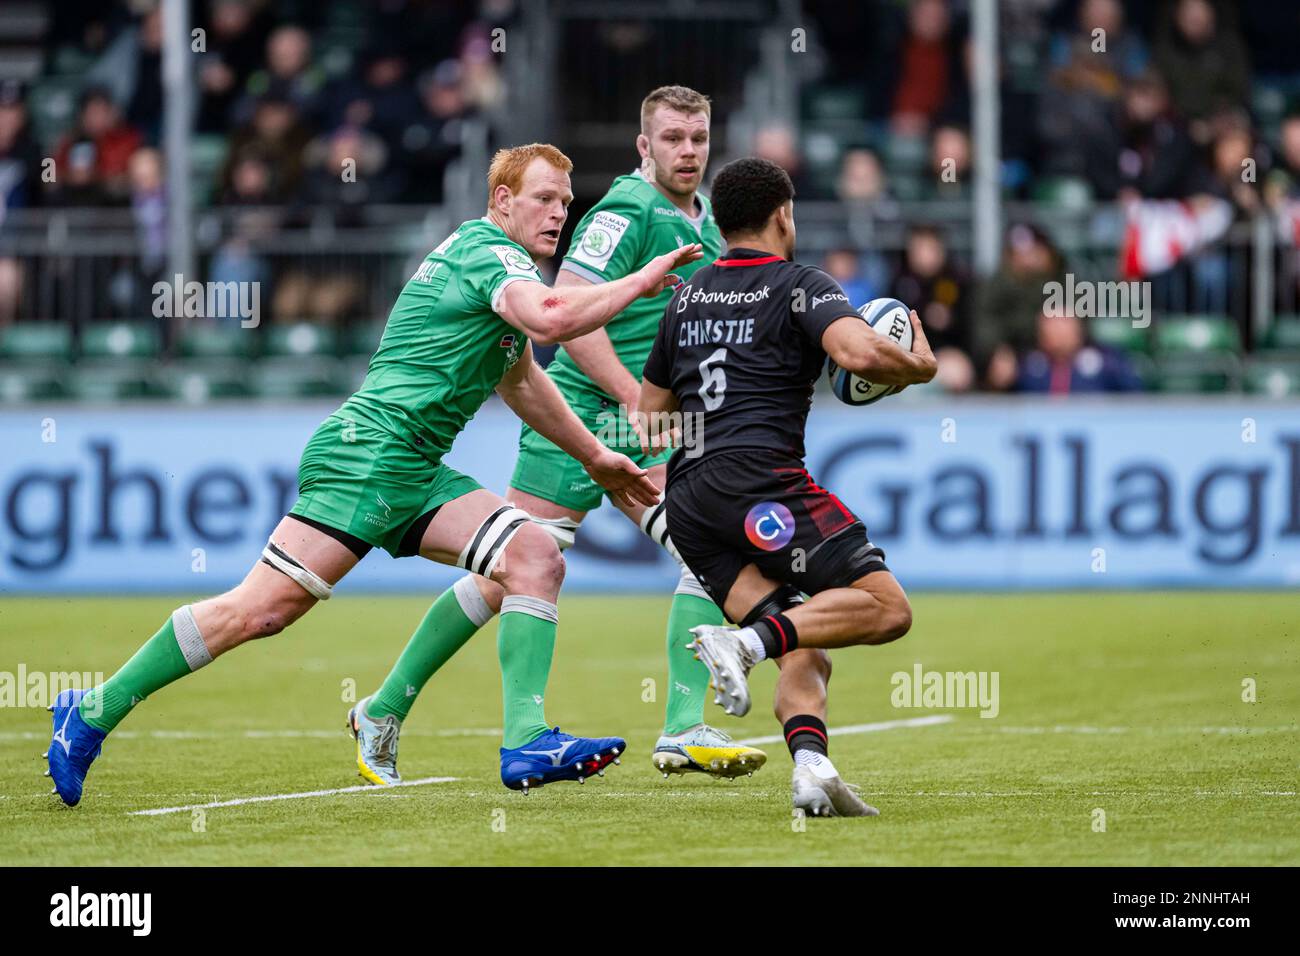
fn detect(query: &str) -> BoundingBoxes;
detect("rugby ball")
[827,297,914,406]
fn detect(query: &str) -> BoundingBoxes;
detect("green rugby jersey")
[336,216,541,459]
[549,170,723,403]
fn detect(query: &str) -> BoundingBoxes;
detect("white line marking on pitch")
[737,714,953,746]
[129,776,457,816]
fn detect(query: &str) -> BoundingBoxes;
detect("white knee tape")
[458,506,531,577]
[500,594,559,624]
[674,567,711,601]
[530,514,581,552]
[452,574,496,627]
[172,605,213,671]
[640,500,682,565]
[261,538,334,600]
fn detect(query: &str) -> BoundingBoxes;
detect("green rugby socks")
[79,606,212,732]
[367,577,494,722]
[663,571,724,735]
[497,595,559,748]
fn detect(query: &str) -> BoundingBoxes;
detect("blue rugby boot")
[500,727,625,794]
[45,688,107,807]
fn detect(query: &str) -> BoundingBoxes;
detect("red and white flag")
[1119,198,1233,279]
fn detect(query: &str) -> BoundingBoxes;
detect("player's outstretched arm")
[497,243,702,345]
[823,309,938,386]
[551,269,643,409]
[632,378,680,456]
[497,344,661,508]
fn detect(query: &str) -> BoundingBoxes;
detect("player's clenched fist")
[890,311,938,396]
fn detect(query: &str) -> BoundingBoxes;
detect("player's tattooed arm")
[822,309,938,386]
[552,269,643,409]
[497,243,702,345]
[497,344,661,508]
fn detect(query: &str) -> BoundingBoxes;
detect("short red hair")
[486,143,573,210]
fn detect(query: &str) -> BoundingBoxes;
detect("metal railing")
[1,199,1295,340]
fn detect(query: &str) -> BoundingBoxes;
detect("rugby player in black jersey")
[637,157,937,817]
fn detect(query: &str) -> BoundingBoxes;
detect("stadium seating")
[1244,358,1300,397]
[0,322,73,400]
[1260,315,1300,353]
[80,321,162,360]
[65,322,165,402]
[1089,315,1151,355]
[1152,315,1243,392]
[249,357,346,399]
[156,361,255,403]
[264,322,340,360]
[345,319,387,357]
[177,323,258,360]
[25,75,79,149]
[190,135,230,207]
[155,325,254,401]
[0,321,73,361]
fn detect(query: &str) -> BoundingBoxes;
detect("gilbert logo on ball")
[745,502,796,551]
[827,297,914,407]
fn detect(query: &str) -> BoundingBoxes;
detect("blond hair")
[486,143,573,210]
[640,85,711,134]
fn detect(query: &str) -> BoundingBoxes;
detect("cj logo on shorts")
[745,502,795,551]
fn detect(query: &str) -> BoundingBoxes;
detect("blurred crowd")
[789,0,1300,392]
[1,0,1299,394]
[1,0,508,211]
[0,0,512,327]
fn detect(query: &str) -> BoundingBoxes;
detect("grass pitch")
[1,593,1296,866]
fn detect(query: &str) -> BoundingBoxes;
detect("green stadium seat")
[1260,315,1300,352]
[1153,355,1241,393]
[0,322,73,362]
[1126,352,1156,389]
[65,364,158,402]
[80,322,161,360]
[1089,316,1151,355]
[889,172,925,202]
[882,132,927,175]
[156,361,255,403]
[1031,176,1093,211]
[27,77,80,149]
[1154,315,1241,355]
[191,135,230,206]
[0,365,67,402]
[804,85,867,122]
[250,358,346,399]
[1252,85,1287,132]
[344,319,386,357]
[1244,359,1300,397]
[178,323,257,360]
[264,322,339,359]
[50,45,93,76]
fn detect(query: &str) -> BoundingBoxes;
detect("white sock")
[794,749,838,779]
[734,627,767,662]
